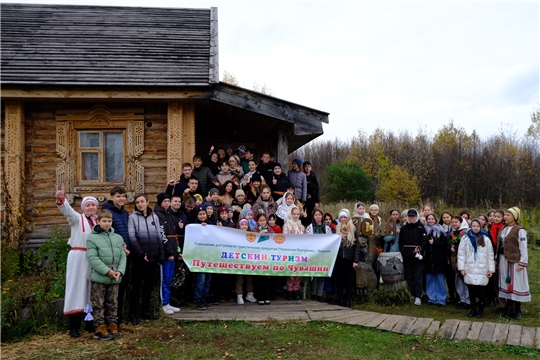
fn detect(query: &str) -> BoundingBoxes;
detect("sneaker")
[203,300,214,309]
[162,306,174,315]
[414,297,421,306]
[108,323,120,339]
[167,304,181,313]
[94,324,113,341]
[258,300,265,305]
[237,295,244,305]
[69,329,81,338]
[245,292,257,303]
[195,300,207,311]
[264,300,271,305]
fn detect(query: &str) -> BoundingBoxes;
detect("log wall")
[24,102,168,247]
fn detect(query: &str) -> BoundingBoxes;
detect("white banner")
[183,224,341,276]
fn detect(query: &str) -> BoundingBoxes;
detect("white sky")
[4,0,539,141]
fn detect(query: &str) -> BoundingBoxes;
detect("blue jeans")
[194,272,212,301]
[426,273,447,305]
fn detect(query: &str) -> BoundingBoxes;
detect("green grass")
[2,319,538,360]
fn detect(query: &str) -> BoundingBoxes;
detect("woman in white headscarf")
[55,186,98,338]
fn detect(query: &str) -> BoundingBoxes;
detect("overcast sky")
[5,0,539,141]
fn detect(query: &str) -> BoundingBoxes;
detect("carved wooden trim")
[183,101,196,164]
[167,102,184,182]
[55,104,144,202]
[4,101,25,245]
[134,121,144,157]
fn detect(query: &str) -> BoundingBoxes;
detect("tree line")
[290,118,540,207]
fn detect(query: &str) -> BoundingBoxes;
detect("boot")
[514,302,522,319]
[293,291,300,300]
[503,300,513,318]
[476,304,484,318]
[84,320,95,333]
[108,323,120,338]
[468,304,477,317]
[286,291,292,300]
[68,314,81,338]
[94,324,113,341]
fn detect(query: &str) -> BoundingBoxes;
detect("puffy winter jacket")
[457,233,495,286]
[86,225,127,285]
[128,207,165,262]
[101,200,130,249]
[192,165,216,197]
[287,170,307,202]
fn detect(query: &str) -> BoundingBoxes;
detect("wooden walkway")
[171,299,540,349]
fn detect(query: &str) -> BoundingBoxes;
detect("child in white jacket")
[458,219,495,318]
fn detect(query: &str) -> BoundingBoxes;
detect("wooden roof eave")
[208,82,327,153]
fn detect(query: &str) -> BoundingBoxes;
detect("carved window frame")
[55,104,145,203]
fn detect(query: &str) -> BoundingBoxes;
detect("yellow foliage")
[377,166,421,203]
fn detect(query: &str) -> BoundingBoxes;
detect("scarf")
[489,222,504,246]
[466,228,489,260]
[286,217,303,234]
[275,191,297,220]
[424,222,446,239]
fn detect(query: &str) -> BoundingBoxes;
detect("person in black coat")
[399,209,428,306]
[302,161,320,226]
[154,193,181,315]
[423,213,450,306]
[270,163,290,201]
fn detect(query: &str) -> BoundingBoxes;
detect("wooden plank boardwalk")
[170,299,539,349]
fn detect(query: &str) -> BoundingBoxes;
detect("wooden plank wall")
[24,102,168,247]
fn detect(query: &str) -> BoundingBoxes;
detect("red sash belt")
[71,247,87,251]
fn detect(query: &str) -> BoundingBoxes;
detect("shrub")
[1,227,70,343]
[322,160,374,203]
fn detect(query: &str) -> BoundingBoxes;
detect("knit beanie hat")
[156,192,170,206]
[236,189,245,197]
[507,206,521,222]
[81,196,98,210]
[292,158,302,168]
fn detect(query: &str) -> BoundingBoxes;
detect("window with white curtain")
[79,131,125,183]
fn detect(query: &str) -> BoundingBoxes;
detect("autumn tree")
[376,165,421,203]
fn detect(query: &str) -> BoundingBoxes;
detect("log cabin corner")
[0,3,329,247]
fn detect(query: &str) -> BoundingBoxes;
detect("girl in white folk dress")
[55,186,98,338]
[497,207,531,319]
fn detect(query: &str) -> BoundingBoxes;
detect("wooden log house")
[1,3,329,247]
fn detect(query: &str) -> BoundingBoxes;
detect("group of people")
[56,145,531,341]
[395,204,530,320]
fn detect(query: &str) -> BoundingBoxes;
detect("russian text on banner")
[183,224,341,276]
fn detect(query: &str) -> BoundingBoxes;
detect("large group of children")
[55,145,531,341]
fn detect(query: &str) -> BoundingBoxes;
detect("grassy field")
[2,318,538,360]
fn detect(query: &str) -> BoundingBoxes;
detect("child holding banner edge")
[283,207,306,300]
[306,209,333,301]
[235,219,258,305]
